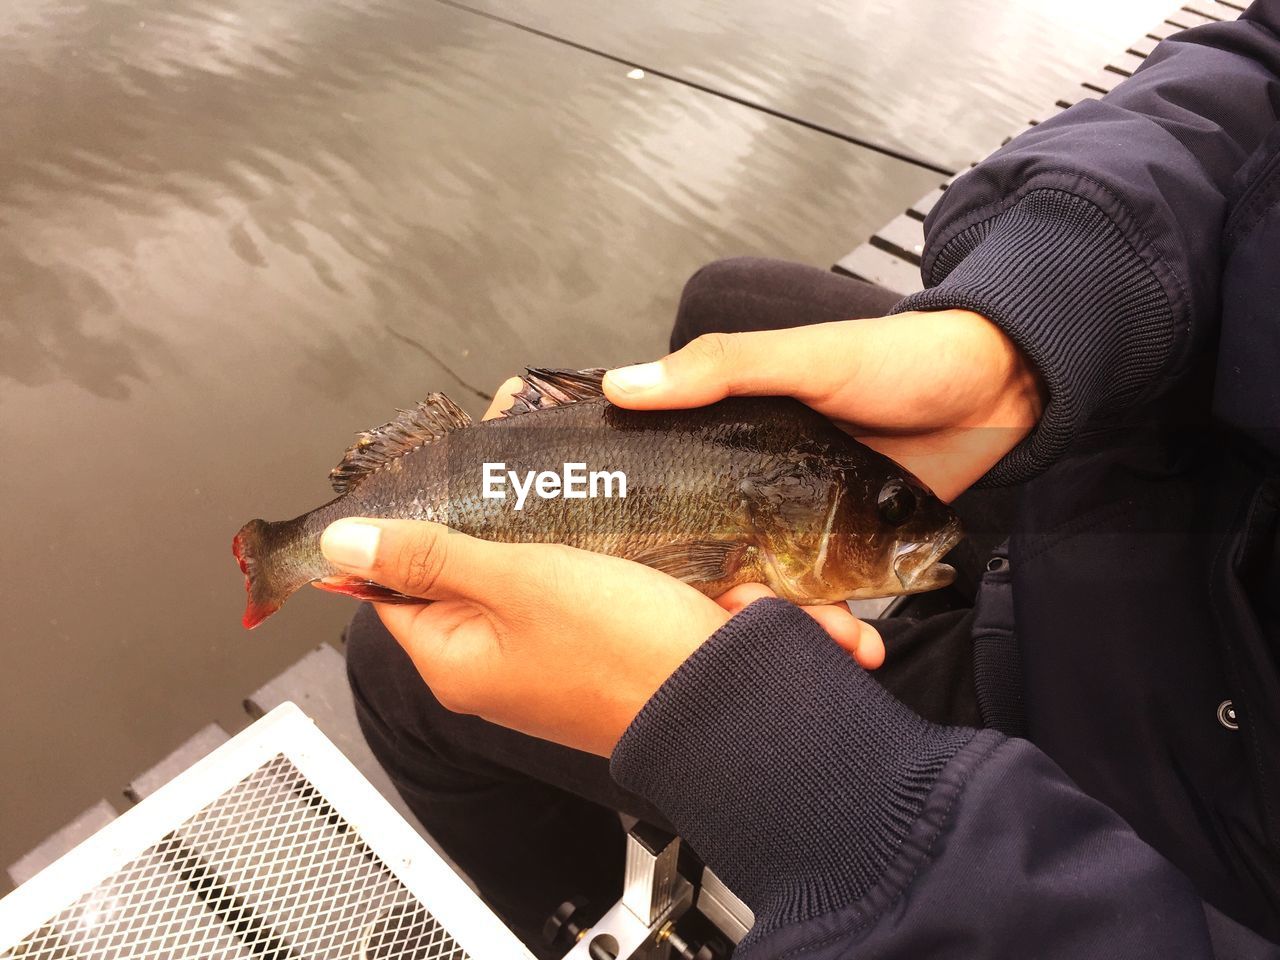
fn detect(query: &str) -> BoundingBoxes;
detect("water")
[468,0,1177,170]
[1,0,1173,882]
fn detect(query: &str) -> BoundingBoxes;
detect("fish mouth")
[893,521,964,593]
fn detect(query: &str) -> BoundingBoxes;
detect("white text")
[482,462,627,510]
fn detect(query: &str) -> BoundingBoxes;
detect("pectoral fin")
[629,539,748,585]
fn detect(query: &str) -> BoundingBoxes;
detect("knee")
[345,603,406,709]
[671,257,775,350]
[345,604,452,753]
[345,606,505,799]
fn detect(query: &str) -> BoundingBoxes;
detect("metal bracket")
[695,868,753,946]
[563,825,691,960]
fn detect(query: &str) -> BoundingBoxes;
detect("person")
[335,3,1280,956]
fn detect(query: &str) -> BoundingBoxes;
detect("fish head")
[822,460,963,600]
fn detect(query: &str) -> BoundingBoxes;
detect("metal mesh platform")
[0,704,532,960]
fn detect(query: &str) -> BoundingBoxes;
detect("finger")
[483,377,525,420]
[320,517,515,601]
[716,584,885,670]
[797,603,883,670]
[602,323,859,410]
[715,582,776,614]
[820,609,885,670]
[803,603,864,649]
[859,621,886,669]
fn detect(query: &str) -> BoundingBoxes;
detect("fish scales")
[232,369,961,628]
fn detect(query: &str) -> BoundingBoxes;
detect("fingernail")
[321,520,381,571]
[606,362,664,394]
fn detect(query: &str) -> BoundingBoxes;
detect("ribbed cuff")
[610,598,973,944]
[895,188,1173,485]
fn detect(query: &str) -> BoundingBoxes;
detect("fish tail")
[232,518,306,629]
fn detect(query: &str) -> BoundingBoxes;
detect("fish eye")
[877,480,917,527]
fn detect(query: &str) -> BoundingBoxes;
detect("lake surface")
[0,0,1173,882]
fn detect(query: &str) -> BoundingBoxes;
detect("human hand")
[320,518,884,756]
[599,310,1044,502]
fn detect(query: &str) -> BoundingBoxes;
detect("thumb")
[320,517,511,601]
[602,325,854,410]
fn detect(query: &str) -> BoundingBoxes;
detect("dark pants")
[346,258,986,957]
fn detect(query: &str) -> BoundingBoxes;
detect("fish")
[232,368,962,628]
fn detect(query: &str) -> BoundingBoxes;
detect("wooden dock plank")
[1148,21,1184,39]
[1183,1,1241,20]
[1129,36,1159,57]
[1166,10,1214,28]
[875,214,926,264]
[7,800,118,888]
[1108,51,1147,77]
[1081,67,1124,95]
[1056,86,1100,109]
[833,245,922,295]
[908,186,946,219]
[125,724,230,803]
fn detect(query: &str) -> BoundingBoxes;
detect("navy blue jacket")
[611,3,1280,955]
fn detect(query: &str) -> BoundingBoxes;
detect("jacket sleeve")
[611,599,1280,958]
[893,4,1280,484]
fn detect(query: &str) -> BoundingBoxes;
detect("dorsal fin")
[329,393,471,494]
[500,368,607,418]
